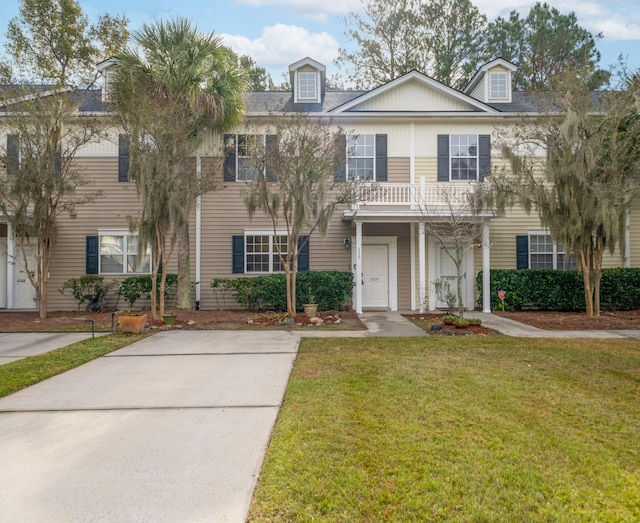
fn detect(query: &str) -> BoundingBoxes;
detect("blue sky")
[1,0,639,84]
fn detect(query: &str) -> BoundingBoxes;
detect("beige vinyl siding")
[197,182,354,310]
[387,157,410,183]
[489,208,624,270]
[351,79,476,112]
[46,155,150,310]
[415,158,438,184]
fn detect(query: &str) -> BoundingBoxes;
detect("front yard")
[249,336,640,522]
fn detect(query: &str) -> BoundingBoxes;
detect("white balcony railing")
[353,178,488,211]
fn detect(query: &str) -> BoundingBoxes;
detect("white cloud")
[221,23,340,72]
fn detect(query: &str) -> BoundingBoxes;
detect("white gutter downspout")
[195,154,202,308]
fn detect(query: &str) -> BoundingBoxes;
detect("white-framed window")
[450,134,478,180]
[297,72,317,100]
[99,232,151,274]
[347,134,375,180]
[529,233,576,270]
[233,134,264,181]
[489,72,507,99]
[245,233,288,273]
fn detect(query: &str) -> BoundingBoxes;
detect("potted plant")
[468,318,482,326]
[442,315,456,325]
[303,288,318,317]
[162,312,177,326]
[454,317,470,329]
[117,310,148,334]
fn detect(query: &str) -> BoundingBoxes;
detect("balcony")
[351,178,489,212]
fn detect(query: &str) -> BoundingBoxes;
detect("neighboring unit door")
[0,238,6,308]
[14,247,37,309]
[362,244,389,308]
[436,246,467,309]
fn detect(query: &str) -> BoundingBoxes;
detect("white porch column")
[418,222,426,313]
[355,221,363,314]
[482,220,491,313]
[195,154,202,308]
[624,207,631,268]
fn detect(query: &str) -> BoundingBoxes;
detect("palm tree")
[111,17,247,318]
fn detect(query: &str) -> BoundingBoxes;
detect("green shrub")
[59,275,117,311]
[116,274,178,309]
[210,271,354,312]
[477,268,640,311]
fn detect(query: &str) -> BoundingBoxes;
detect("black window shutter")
[86,236,99,274]
[223,134,236,182]
[6,134,19,176]
[118,134,130,182]
[516,235,529,269]
[437,135,449,181]
[298,235,309,271]
[479,134,491,181]
[232,235,244,273]
[375,134,387,182]
[334,134,346,182]
[265,134,277,182]
[54,150,62,178]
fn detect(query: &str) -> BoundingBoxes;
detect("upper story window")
[99,233,151,274]
[529,233,576,270]
[297,72,317,100]
[347,134,375,181]
[438,134,490,182]
[489,72,507,99]
[450,134,478,180]
[224,134,264,182]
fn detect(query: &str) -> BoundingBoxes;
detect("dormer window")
[489,72,507,100]
[297,72,317,100]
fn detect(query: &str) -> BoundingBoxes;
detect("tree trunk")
[455,246,464,319]
[159,268,167,317]
[593,237,604,317]
[580,243,596,317]
[176,222,192,310]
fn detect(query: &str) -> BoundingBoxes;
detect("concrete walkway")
[0,332,106,365]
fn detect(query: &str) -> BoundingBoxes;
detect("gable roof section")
[331,70,499,114]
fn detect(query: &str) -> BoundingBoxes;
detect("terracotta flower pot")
[118,313,147,334]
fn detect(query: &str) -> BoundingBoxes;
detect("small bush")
[59,275,117,311]
[116,274,178,309]
[211,271,354,312]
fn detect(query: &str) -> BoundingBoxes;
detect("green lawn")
[0,333,147,398]
[249,336,640,522]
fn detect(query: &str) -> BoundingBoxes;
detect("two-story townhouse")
[2,57,638,313]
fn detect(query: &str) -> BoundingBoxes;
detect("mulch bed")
[404,313,498,336]
[494,309,640,330]
[0,309,363,332]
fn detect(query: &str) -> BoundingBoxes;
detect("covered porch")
[343,181,493,314]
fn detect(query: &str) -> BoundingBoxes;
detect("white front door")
[362,244,389,308]
[0,238,7,308]
[436,246,467,309]
[14,247,37,309]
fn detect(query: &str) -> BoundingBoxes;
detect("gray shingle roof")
[246,90,367,113]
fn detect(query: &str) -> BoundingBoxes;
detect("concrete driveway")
[0,330,300,522]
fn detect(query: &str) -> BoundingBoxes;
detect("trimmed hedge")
[477,268,640,312]
[211,271,354,312]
